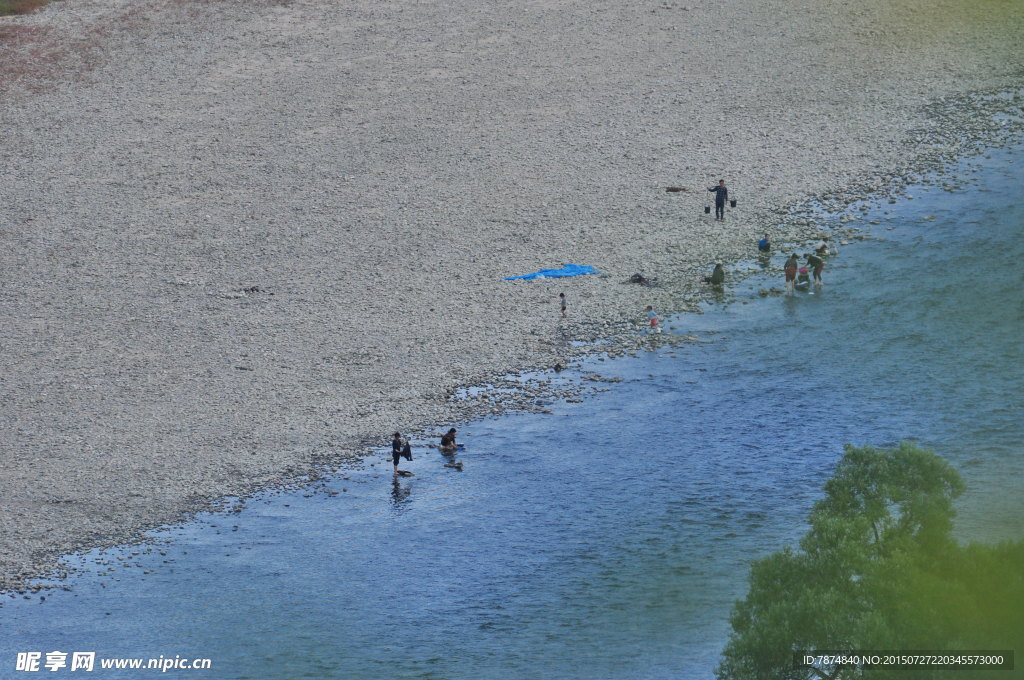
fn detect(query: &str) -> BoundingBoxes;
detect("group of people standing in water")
[687,228,840,304]
[758,230,838,294]
[390,428,459,475]
[703,227,836,298]
[779,235,837,294]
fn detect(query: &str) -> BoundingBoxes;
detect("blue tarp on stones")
[504,264,599,281]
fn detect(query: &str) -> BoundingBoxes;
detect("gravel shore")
[1,0,1022,592]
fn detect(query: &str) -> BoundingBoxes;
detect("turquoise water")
[1,141,1021,679]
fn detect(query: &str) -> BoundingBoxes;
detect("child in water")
[646,306,661,333]
[796,266,811,289]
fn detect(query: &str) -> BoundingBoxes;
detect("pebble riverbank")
[1,0,1022,593]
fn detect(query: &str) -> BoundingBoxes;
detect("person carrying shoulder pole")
[708,179,728,221]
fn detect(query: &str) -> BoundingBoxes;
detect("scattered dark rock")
[627,273,657,286]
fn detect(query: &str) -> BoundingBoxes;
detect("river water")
[2,140,1022,679]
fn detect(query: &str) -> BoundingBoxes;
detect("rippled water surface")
[2,143,1022,679]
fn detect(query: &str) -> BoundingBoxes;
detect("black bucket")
[704,206,711,214]
[729,199,737,208]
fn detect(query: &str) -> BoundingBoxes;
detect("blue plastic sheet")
[504,264,599,281]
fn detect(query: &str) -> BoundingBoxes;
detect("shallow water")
[2,142,1022,679]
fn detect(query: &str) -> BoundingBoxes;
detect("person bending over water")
[805,252,825,287]
[440,428,458,453]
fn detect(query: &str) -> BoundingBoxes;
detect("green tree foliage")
[0,0,50,17]
[716,442,1023,680]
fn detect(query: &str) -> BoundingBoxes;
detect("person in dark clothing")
[805,252,825,287]
[703,263,725,286]
[710,263,725,285]
[391,432,404,475]
[440,428,458,453]
[708,180,728,220]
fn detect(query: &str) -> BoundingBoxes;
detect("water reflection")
[390,477,412,511]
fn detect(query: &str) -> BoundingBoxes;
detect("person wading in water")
[784,253,799,295]
[440,428,458,453]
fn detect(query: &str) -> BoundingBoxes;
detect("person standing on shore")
[708,180,728,221]
[559,292,567,318]
[784,253,799,295]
